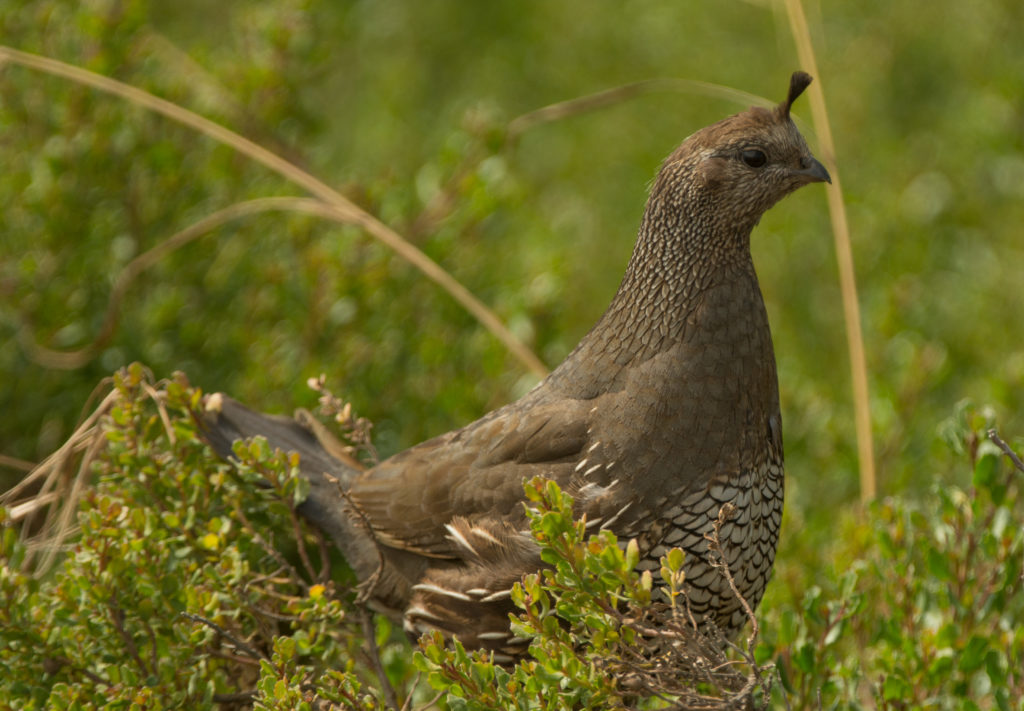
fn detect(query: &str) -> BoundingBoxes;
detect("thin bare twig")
[109,601,151,678]
[1,388,117,509]
[707,502,760,653]
[232,499,306,587]
[399,673,423,711]
[43,657,110,687]
[324,471,388,605]
[508,78,768,139]
[0,454,35,472]
[288,503,319,583]
[359,607,400,711]
[181,612,267,661]
[988,429,1024,474]
[212,690,257,704]
[413,689,446,711]
[306,374,379,466]
[141,381,176,446]
[316,527,333,585]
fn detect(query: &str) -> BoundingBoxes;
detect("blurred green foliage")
[760,402,1024,708]
[2,2,1024,703]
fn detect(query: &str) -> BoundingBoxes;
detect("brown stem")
[359,607,400,711]
[989,429,1024,474]
[108,601,151,678]
[182,612,266,661]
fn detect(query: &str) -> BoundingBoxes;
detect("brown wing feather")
[349,398,595,557]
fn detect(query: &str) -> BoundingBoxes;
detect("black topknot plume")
[781,70,813,118]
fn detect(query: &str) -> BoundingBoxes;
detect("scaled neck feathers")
[542,176,767,399]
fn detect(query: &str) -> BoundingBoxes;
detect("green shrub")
[0,366,404,709]
[759,403,1024,709]
[2,372,1022,709]
[417,477,770,710]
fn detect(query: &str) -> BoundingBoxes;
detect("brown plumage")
[200,72,830,660]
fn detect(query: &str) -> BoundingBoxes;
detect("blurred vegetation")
[1,0,1023,706]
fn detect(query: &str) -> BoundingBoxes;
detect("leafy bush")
[759,403,1024,709]
[418,478,769,710]
[1,366,402,709]
[1,368,769,709]
[3,371,1021,709]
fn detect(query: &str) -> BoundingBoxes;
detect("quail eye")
[741,148,768,168]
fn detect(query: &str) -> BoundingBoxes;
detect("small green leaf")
[624,538,639,570]
[792,642,815,673]
[639,570,652,592]
[665,547,684,572]
[973,450,999,490]
[883,674,913,700]
[959,635,989,672]
[926,548,951,580]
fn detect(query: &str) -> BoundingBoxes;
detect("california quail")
[201,72,830,659]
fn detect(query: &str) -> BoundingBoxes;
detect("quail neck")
[546,94,829,401]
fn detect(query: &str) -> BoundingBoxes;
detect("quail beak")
[793,156,832,184]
